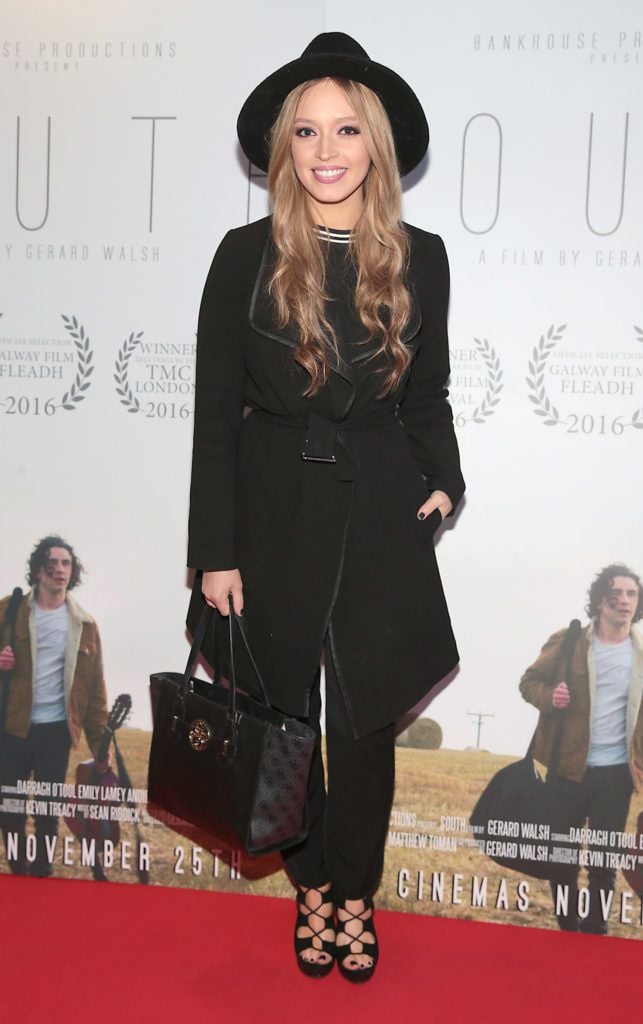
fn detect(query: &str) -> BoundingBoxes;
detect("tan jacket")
[520,622,643,789]
[0,590,108,755]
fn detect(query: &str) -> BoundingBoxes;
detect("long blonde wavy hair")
[267,78,413,397]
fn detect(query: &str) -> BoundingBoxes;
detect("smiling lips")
[312,166,347,183]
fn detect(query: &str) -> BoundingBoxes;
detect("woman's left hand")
[417,489,452,522]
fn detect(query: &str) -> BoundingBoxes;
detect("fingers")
[0,645,16,670]
[552,682,571,708]
[205,592,233,616]
[204,593,227,615]
[417,489,453,522]
[201,570,243,617]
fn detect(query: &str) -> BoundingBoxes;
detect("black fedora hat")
[237,32,429,177]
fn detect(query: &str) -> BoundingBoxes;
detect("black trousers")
[0,721,72,877]
[282,630,396,900]
[550,762,633,935]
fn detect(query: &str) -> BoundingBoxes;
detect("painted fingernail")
[418,512,426,520]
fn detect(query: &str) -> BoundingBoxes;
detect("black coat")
[188,216,464,737]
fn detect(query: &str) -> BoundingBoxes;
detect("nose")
[314,130,338,161]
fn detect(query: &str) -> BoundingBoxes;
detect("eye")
[294,127,316,138]
[339,125,360,136]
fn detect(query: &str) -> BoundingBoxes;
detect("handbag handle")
[171,597,271,761]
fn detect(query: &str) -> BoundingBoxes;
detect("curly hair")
[586,563,642,622]
[27,535,84,591]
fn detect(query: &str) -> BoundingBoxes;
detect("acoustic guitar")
[64,693,131,845]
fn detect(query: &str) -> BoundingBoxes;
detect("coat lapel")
[248,237,296,352]
[249,234,354,387]
[248,233,422,391]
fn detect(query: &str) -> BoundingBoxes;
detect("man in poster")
[520,563,643,934]
[0,535,108,876]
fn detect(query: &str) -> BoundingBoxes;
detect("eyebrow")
[293,116,359,125]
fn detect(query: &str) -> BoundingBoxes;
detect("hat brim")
[237,52,429,177]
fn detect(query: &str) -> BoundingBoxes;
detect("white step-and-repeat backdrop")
[1,0,641,938]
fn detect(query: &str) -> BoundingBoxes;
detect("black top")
[319,231,365,370]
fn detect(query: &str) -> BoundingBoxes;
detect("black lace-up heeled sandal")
[294,885,336,978]
[335,896,379,983]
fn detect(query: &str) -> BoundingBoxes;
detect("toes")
[345,955,373,971]
[300,950,331,965]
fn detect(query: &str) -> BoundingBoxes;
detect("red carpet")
[1,874,640,1022]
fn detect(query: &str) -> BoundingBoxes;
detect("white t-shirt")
[586,633,632,766]
[30,602,69,724]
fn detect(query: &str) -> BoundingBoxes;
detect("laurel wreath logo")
[60,314,95,410]
[526,324,567,426]
[454,337,504,426]
[114,332,144,413]
[470,337,503,423]
[527,324,643,430]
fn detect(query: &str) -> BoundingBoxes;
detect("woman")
[188,32,465,982]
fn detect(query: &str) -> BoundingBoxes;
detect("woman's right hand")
[201,569,244,616]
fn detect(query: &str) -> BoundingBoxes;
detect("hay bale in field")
[395,718,442,750]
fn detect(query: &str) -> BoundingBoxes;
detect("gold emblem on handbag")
[188,719,213,752]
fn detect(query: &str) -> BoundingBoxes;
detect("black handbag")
[469,620,584,882]
[147,599,316,856]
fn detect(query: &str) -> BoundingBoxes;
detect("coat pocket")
[414,506,442,549]
[422,507,443,534]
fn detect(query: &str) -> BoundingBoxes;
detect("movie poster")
[1,0,641,941]
[2,718,642,938]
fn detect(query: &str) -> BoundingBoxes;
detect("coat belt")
[251,409,398,480]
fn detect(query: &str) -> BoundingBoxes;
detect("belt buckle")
[300,414,338,464]
[301,451,337,464]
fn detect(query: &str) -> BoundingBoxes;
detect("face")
[596,575,639,631]
[37,546,73,598]
[290,78,371,228]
